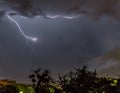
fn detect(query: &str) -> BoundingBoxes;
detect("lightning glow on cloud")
[6,15,38,42]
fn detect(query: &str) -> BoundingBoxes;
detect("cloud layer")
[0,0,120,19]
[0,0,45,17]
[67,0,120,19]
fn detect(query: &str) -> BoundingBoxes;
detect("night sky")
[0,0,120,83]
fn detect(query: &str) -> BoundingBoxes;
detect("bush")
[0,84,19,93]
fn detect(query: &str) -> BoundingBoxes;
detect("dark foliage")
[0,84,19,93]
[29,66,120,93]
[29,68,55,93]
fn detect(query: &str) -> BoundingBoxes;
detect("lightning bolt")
[6,15,38,42]
[6,14,77,43]
[46,15,79,19]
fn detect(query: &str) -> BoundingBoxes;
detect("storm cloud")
[0,0,120,82]
[67,0,120,19]
[0,0,45,17]
[0,0,120,19]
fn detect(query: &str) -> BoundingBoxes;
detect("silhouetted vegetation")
[29,68,54,93]
[0,84,19,93]
[29,66,120,93]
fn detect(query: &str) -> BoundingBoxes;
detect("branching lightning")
[6,13,77,43]
[6,15,38,42]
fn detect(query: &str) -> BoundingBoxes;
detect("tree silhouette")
[58,66,97,93]
[58,66,120,93]
[29,66,120,93]
[29,68,54,93]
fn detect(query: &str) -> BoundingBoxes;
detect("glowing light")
[6,15,38,42]
[28,37,38,42]
[20,91,23,93]
[46,15,77,19]
[46,15,59,19]
[63,16,75,19]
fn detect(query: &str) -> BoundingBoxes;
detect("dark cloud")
[0,0,120,19]
[67,0,120,19]
[0,0,120,82]
[0,0,46,17]
[0,10,5,18]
